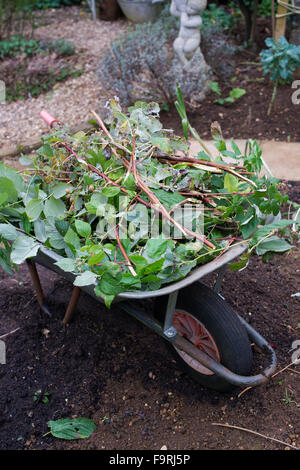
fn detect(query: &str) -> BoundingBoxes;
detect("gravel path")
[0,6,128,150]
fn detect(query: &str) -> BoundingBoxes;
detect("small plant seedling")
[260,37,300,115]
[34,389,51,404]
[175,83,212,156]
[161,102,170,112]
[282,388,299,407]
[209,81,246,105]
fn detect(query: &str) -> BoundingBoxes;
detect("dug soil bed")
[161,19,300,142]
[0,182,299,451]
[0,53,82,102]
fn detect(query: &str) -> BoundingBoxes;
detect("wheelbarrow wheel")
[155,283,253,392]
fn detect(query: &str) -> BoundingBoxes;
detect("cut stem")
[212,422,299,451]
[267,79,278,116]
[114,227,137,277]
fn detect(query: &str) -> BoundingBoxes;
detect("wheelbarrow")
[24,112,277,392]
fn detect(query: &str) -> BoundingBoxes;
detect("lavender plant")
[97,6,237,106]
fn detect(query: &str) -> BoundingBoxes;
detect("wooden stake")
[274,0,290,41]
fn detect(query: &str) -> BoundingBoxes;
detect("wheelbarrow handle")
[40,110,59,128]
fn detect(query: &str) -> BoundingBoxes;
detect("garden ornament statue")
[170,0,212,104]
[171,0,207,71]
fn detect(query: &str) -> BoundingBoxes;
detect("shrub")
[260,36,300,115]
[0,35,42,58]
[33,0,82,8]
[202,3,235,30]
[0,35,75,58]
[48,38,75,56]
[97,5,237,106]
[97,6,178,106]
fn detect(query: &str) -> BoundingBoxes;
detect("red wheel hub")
[173,310,221,375]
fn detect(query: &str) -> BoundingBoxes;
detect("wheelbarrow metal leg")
[26,259,81,323]
[163,290,178,339]
[26,260,52,317]
[213,263,227,294]
[63,287,81,325]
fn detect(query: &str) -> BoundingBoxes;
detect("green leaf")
[47,418,96,440]
[251,220,293,246]
[25,199,43,221]
[209,81,222,96]
[181,117,189,140]
[0,248,13,274]
[152,189,185,209]
[229,253,250,272]
[229,88,246,100]
[55,220,69,237]
[38,144,54,158]
[52,183,72,199]
[94,286,115,308]
[102,186,120,197]
[120,273,141,290]
[141,274,161,284]
[224,173,239,193]
[0,192,8,206]
[88,251,105,265]
[74,271,97,287]
[75,220,91,238]
[54,258,76,272]
[231,140,241,156]
[129,255,148,275]
[150,137,171,153]
[49,232,65,250]
[44,197,66,219]
[33,220,47,242]
[146,238,168,259]
[256,236,293,255]
[97,272,123,296]
[64,227,80,253]
[11,236,40,264]
[19,155,34,167]
[0,177,18,202]
[0,163,26,193]
[0,224,18,241]
[144,258,164,274]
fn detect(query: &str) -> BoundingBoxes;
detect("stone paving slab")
[190,140,300,181]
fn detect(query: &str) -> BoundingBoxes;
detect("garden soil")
[0,182,299,451]
[161,18,300,143]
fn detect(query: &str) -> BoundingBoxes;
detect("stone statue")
[170,0,207,71]
[169,0,211,105]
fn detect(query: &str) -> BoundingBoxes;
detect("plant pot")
[117,0,163,24]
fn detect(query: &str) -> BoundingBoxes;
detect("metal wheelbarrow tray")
[26,241,277,392]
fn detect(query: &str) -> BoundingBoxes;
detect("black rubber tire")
[154,283,253,392]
